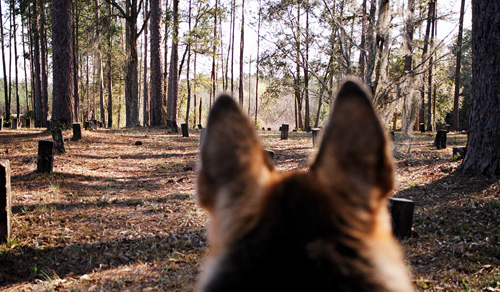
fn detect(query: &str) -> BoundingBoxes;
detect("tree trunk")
[107,2,113,128]
[185,0,192,126]
[32,1,43,127]
[303,0,310,131]
[40,1,49,126]
[460,0,500,175]
[143,0,149,126]
[426,4,436,132]
[51,0,74,126]
[0,0,9,121]
[11,2,19,122]
[125,1,139,127]
[150,0,164,126]
[452,0,466,131]
[419,0,434,132]
[95,0,105,127]
[73,2,80,122]
[238,0,244,106]
[166,0,179,132]
[254,0,261,125]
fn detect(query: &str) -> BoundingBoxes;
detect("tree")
[460,0,500,175]
[150,0,163,126]
[238,0,244,106]
[51,0,74,126]
[452,0,466,131]
[108,0,147,127]
[95,0,106,127]
[166,0,179,132]
[0,0,9,121]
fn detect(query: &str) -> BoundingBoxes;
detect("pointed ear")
[311,78,394,205]
[198,95,273,212]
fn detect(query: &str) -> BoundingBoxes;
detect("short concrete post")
[37,140,54,173]
[312,128,322,147]
[0,160,11,243]
[280,124,289,140]
[72,123,82,141]
[0,117,3,131]
[388,198,415,240]
[181,123,189,137]
[435,130,447,149]
[11,118,18,129]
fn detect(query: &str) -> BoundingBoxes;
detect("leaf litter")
[0,128,498,291]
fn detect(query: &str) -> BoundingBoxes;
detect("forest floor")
[0,127,499,292]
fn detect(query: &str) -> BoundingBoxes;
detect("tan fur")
[196,77,414,292]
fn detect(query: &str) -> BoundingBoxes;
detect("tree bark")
[150,0,163,126]
[95,0,105,127]
[40,1,49,126]
[460,0,500,175]
[238,0,244,106]
[452,0,466,131]
[51,0,74,126]
[0,0,9,121]
[32,1,43,127]
[166,0,179,132]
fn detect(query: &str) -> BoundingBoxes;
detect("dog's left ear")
[198,95,273,213]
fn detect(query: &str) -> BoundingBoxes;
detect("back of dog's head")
[196,78,414,292]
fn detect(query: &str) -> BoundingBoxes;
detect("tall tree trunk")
[73,1,80,122]
[401,0,418,135]
[185,0,192,125]
[125,0,140,127]
[303,0,310,131]
[40,1,49,126]
[254,0,261,125]
[150,0,163,126]
[0,0,9,121]
[51,0,74,126]
[21,12,30,112]
[95,0,105,127]
[358,0,367,80]
[238,0,244,106]
[11,2,20,123]
[460,0,500,175]
[32,1,43,127]
[143,0,149,126]
[364,0,377,92]
[418,0,434,132]
[107,5,113,128]
[452,0,466,131]
[426,4,436,132]
[295,1,302,130]
[230,0,235,97]
[166,0,179,132]
[211,0,217,105]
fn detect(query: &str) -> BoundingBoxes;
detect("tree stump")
[37,140,54,174]
[280,124,289,140]
[312,128,322,147]
[453,146,467,160]
[0,160,11,243]
[181,123,189,137]
[435,130,447,149]
[72,123,82,141]
[388,198,415,240]
[11,119,18,130]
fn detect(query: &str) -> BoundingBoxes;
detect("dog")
[196,78,414,291]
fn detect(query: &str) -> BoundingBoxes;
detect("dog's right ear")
[197,95,273,214]
[311,78,394,210]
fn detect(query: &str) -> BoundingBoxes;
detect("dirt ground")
[0,127,499,291]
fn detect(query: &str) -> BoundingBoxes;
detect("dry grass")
[0,128,498,291]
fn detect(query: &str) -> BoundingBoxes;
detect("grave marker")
[0,160,11,243]
[37,140,54,173]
